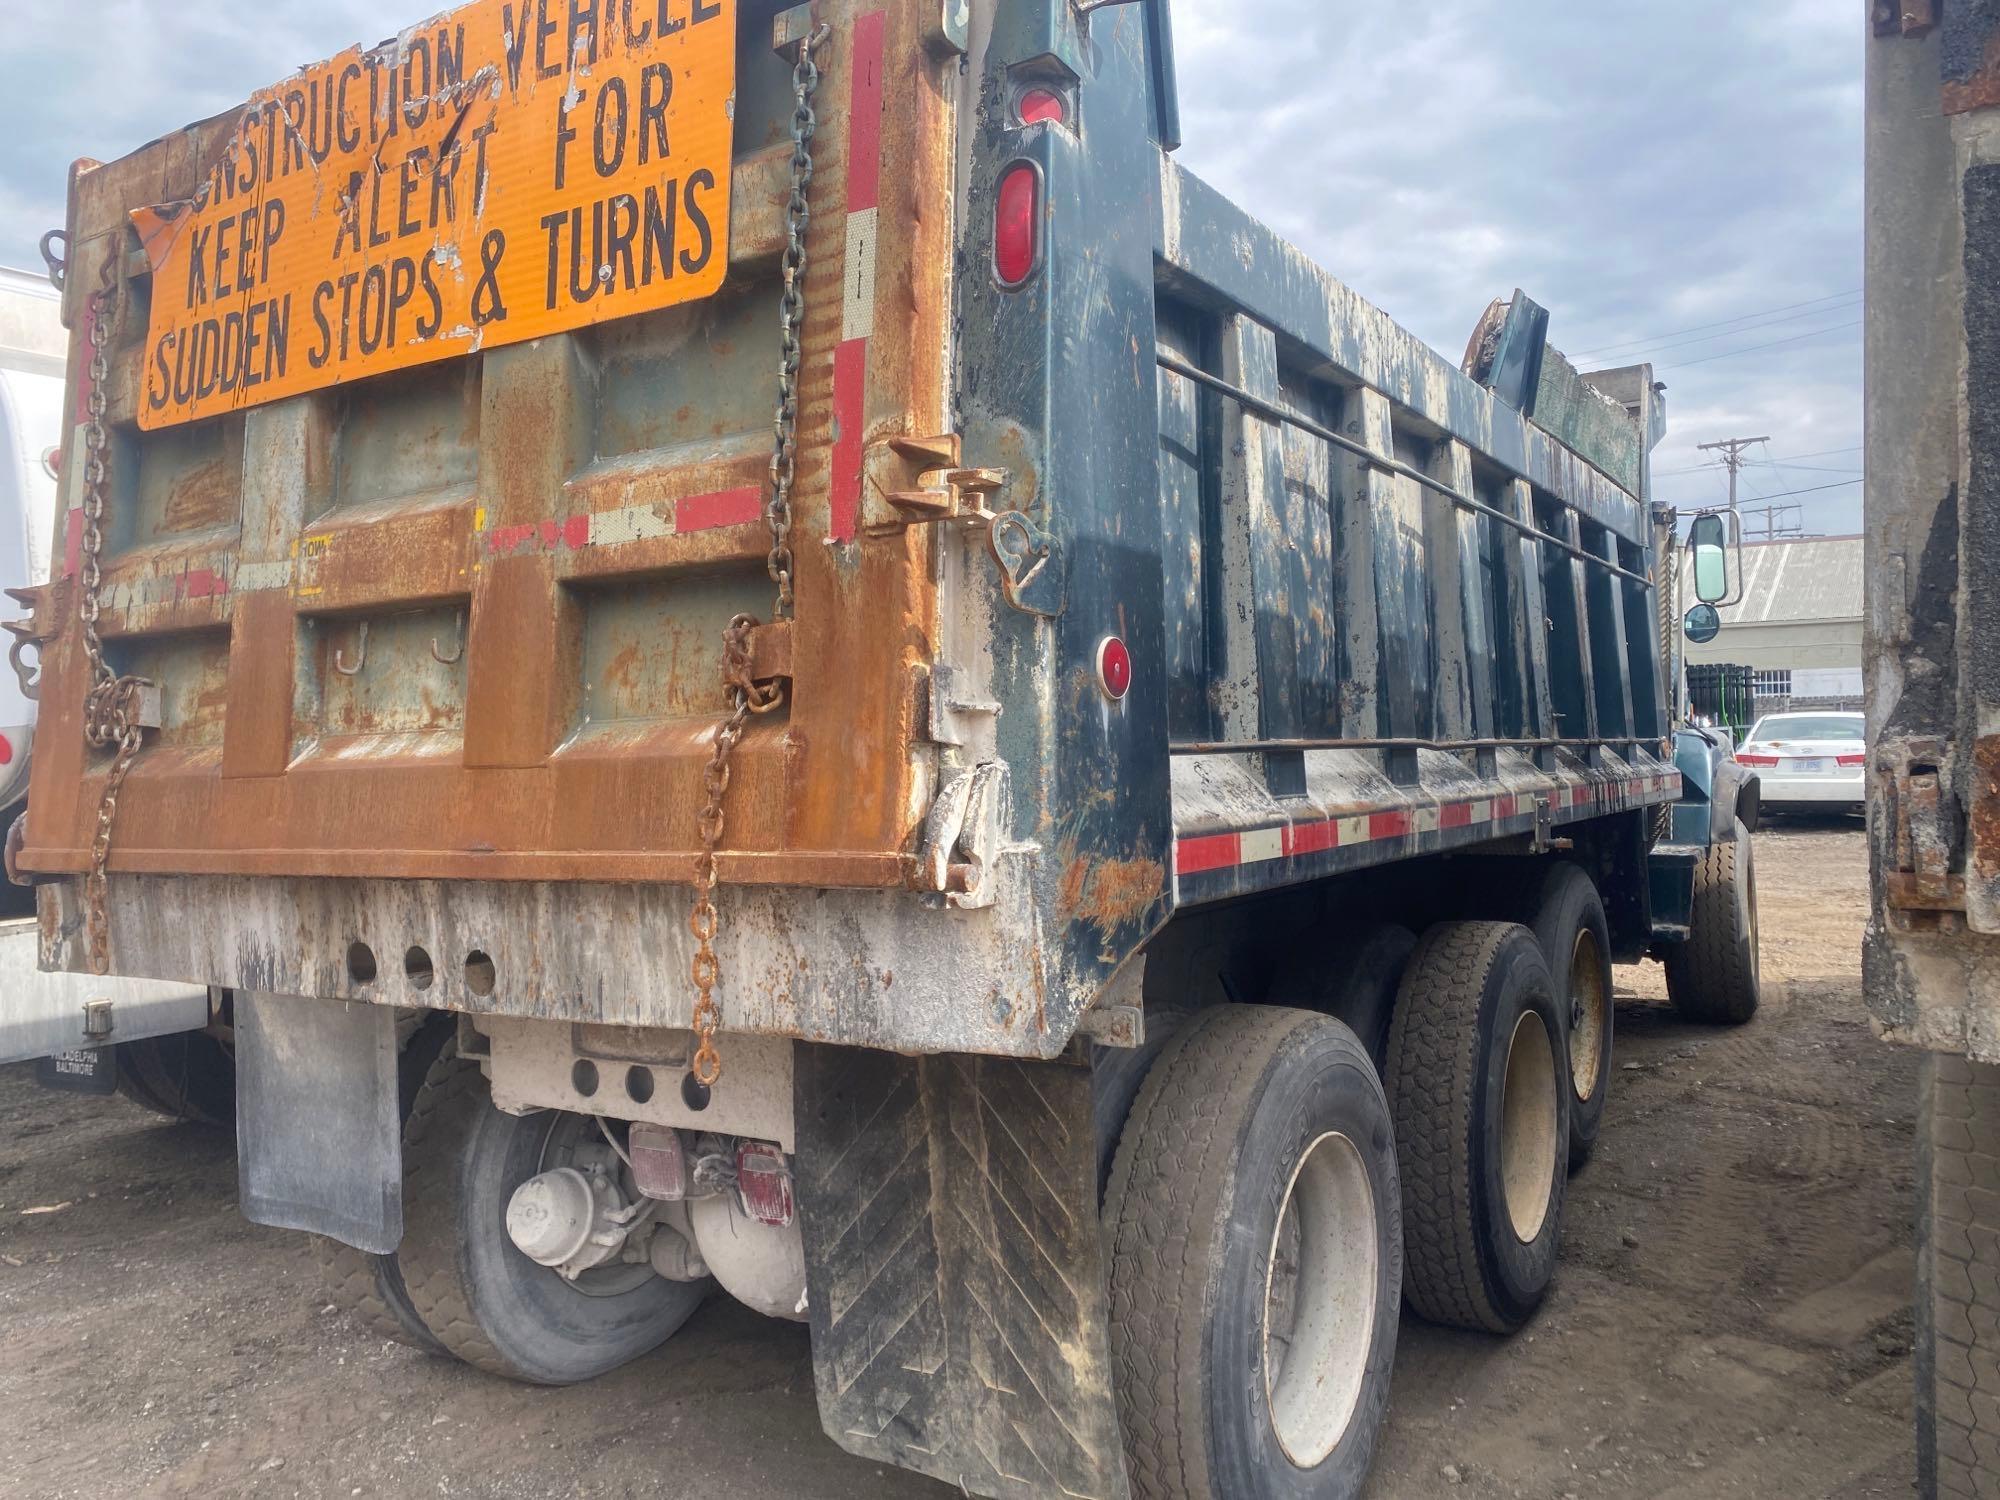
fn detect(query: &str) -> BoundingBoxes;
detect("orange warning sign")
[135,0,737,430]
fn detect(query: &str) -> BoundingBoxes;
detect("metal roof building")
[1684,534,1863,700]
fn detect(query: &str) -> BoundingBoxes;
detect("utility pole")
[1696,434,1770,514]
[1741,502,1804,542]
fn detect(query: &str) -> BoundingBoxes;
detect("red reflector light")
[994,162,1041,288]
[1097,636,1132,701]
[0,733,13,767]
[1836,753,1866,767]
[1735,753,1779,767]
[735,1140,795,1228]
[1017,87,1065,126]
[628,1123,686,1201]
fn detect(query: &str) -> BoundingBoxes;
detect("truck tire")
[1105,1006,1401,1500]
[1385,922,1568,1334]
[1091,1003,1192,1198]
[396,1036,706,1385]
[1664,817,1761,1025]
[1917,1053,2000,1499]
[1269,922,1417,1067]
[315,1014,454,1355]
[114,1029,235,1129]
[1513,865,1613,1171]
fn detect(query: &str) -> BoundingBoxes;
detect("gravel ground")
[0,818,1916,1498]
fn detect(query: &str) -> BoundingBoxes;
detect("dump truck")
[1866,11,2000,1496]
[14,2,1759,1495]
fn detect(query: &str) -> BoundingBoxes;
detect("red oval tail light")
[994,163,1041,288]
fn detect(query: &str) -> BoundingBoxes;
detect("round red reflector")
[1096,636,1132,701]
[994,163,1040,287]
[1017,87,1065,126]
[0,733,15,766]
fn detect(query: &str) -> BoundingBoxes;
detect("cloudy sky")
[0,0,1862,532]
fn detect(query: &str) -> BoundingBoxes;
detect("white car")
[1734,709,1866,813]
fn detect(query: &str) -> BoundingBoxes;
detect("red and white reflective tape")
[480,486,764,558]
[1175,772,1680,879]
[827,10,886,544]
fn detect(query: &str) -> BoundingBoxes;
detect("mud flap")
[794,1045,1130,1500]
[236,992,402,1253]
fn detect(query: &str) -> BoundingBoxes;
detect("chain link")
[76,269,155,976]
[763,23,830,622]
[687,22,830,1088]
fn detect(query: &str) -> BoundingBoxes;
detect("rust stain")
[1059,853,1089,912]
[1943,31,2000,115]
[161,455,239,533]
[1973,735,2000,895]
[603,642,643,697]
[1060,854,1166,933]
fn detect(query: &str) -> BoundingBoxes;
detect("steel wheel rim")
[1499,1011,1558,1243]
[1568,927,1608,1102]
[1262,1131,1377,1468]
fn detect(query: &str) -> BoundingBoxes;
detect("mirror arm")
[1719,508,1748,609]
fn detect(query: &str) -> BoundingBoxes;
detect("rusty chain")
[76,268,155,976]
[687,22,830,1088]
[763,22,830,621]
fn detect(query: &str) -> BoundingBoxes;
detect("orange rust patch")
[1062,855,1166,932]
[1060,854,1090,912]
[1973,735,2000,892]
[162,455,239,533]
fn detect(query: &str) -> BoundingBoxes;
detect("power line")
[1660,319,1862,370]
[1725,478,1860,502]
[1654,444,1861,478]
[1580,299,1862,362]
[1749,460,1863,475]
[1569,288,1861,358]
[1774,445,1862,461]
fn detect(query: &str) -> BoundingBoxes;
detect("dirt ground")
[0,819,1918,1499]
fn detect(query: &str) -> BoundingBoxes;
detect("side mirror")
[1689,512,1730,604]
[1683,603,1721,644]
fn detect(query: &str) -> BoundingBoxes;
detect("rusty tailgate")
[19,0,960,893]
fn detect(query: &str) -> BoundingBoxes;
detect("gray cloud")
[1171,0,1862,532]
[0,1,1861,528]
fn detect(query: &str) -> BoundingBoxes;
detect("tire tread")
[1383,922,1517,1332]
[393,1040,516,1379]
[313,1237,442,1353]
[1105,1005,1350,1500]
[1665,828,1759,1025]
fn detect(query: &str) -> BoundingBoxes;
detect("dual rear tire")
[1104,923,1571,1498]
[319,1031,706,1384]
[1105,1007,1402,1500]
[1506,865,1613,1170]
[1384,922,1569,1333]
[395,1038,707,1384]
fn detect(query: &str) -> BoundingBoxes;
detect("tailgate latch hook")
[2,580,68,701]
[987,511,1065,618]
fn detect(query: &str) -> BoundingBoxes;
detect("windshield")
[1752,715,1863,742]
